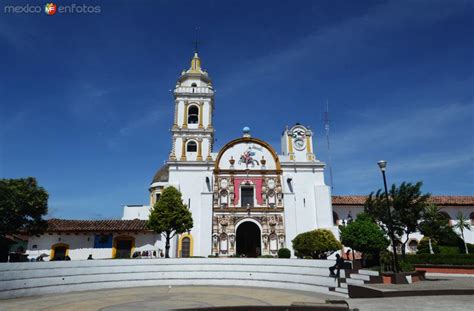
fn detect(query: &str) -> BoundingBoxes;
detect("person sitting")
[329,254,345,278]
[87,254,93,260]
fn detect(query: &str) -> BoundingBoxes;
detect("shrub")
[258,255,275,258]
[439,246,460,255]
[405,254,474,266]
[417,237,439,254]
[303,256,313,259]
[278,248,291,258]
[292,229,342,259]
[399,260,414,272]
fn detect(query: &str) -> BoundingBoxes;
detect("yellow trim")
[214,137,282,172]
[180,138,187,161]
[183,102,189,128]
[50,243,69,260]
[112,236,135,259]
[178,233,194,257]
[287,134,294,160]
[197,139,203,161]
[198,103,204,129]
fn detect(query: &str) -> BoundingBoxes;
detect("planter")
[381,271,426,284]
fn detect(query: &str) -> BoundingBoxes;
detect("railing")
[174,87,213,94]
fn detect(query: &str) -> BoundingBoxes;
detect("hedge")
[405,254,474,266]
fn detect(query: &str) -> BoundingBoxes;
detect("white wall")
[26,233,164,261]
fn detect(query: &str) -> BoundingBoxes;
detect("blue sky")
[0,0,472,219]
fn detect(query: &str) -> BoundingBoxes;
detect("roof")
[332,195,474,206]
[46,218,149,233]
[151,164,169,184]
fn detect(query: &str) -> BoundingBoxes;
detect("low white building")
[332,195,474,254]
[27,219,164,261]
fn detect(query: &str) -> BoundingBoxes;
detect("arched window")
[187,140,197,152]
[191,83,197,87]
[333,211,339,226]
[470,212,474,225]
[50,243,69,261]
[408,239,418,252]
[188,105,199,124]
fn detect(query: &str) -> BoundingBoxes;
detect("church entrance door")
[236,221,261,258]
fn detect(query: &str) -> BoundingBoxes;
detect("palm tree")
[454,212,471,254]
[419,204,447,254]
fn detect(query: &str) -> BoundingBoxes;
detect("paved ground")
[366,275,474,291]
[0,285,473,311]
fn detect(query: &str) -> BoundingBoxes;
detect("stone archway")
[236,221,261,257]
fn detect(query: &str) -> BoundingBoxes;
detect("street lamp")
[377,160,399,273]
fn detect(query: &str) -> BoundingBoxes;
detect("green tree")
[419,204,449,254]
[147,186,193,258]
[454,212,471,254]
[292,229,342,259]
[340,213,390,257]
[364,181,430,257]
[0,178,48,261]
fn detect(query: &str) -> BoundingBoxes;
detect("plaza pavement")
[0,284,473,311]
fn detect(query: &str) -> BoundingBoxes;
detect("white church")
[25,52,474,261]
[126,51,335,258]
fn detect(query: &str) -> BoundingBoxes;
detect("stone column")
[197,138,203,161]
[198,102,204,129]
[182,102,188,128]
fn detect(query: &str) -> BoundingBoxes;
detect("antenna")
[193,26,200,53]
[324,100,334,190]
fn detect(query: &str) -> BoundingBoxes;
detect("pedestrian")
[329,254,345,278]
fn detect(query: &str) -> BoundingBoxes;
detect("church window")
[155,193,161,202]
[241,186,254,207]
[191,83,197,87]
[187,141,197,152]
[188,105,199,124]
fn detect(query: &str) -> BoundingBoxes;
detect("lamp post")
[377,160,399,273]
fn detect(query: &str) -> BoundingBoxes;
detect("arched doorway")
[181,237,191,257]
[113,236,134,259]
[51,243,69,261]
[236,221,261,257]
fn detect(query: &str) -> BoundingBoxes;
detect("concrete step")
[350,274,371,281]
[358,269,380,276]
[335,287,349,294]
[345,278,365,285]
[340,282,347,288]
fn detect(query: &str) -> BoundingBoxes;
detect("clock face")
[267,179,275,190]
[294,138,305,150]
[220,179,228,189]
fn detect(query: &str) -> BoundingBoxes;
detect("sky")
[0,0,472,219]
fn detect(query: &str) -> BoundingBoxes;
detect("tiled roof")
[332,195,474,206]
[46,218,150,233]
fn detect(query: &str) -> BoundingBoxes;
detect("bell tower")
[169,51,215,162]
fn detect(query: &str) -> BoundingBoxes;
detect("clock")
[220,179,228,189]
[267,179,275,190]
[293,138,305,150]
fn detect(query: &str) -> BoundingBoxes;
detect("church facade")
[128,52,335,258]
[23,52,474,261]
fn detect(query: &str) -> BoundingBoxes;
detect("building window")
[333,211,339,226]
[408,240,418,252]
[241,186,254,207]
[191,83,197,87]
[155,193,161,202]
[94,234,112,248]
[188,105,199,124]
[187,141,197,152]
